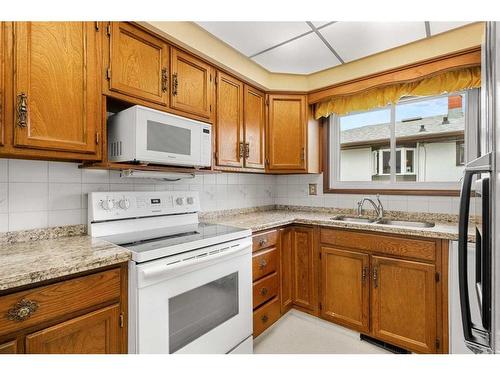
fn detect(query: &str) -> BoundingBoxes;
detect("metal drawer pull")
[373,267,378,288]
[239,142,244,158]
[258,259,267,270]
[362,266,368,283]
[172,73,178,96]
[245,142,250,158]
[161,68,168,93]
[7,299,38,322]
[17,93,28,128]
[260,287,268,296]
[258,238,268,246]
[261,314,269,323]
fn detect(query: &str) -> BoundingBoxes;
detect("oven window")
[147,120,191,155]
[168,272,239,353]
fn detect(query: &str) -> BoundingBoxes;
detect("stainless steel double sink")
[330,215,435,228]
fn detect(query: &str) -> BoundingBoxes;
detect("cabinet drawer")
[253,272,279,309]
[252,230,278,252]
[253,297,280,337]
[320,228,436,261]
[0,269,121,337]
[252,247,278,281]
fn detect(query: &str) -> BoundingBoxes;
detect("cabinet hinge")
[214,151,218,160]
[119,313,124,328]
[215,76,218,85]
[435,338,440,350]
[435,272,440,283]
[319,252,322,260]
[265,98,269,106]
[319,302,322,310]
[210,104,212,112]
[95,132,100,145]
[265,158,270,166]
[106,67,111,80]
[106,24,111,36]
[210,74,212,82]
[95,21,99,31]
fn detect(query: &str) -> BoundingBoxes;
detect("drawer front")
[253,297,280,337]
[0,269,121,337]
[253,272,279,309]
[252,247,278,281]
[320,228,436,261]
[252,230,279,252]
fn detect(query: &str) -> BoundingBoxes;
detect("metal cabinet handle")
[373,267,378,288]
[261,314,269,323]
[259,238,268,247]
[245,142,250,158]
[300,147,305,161]
[259,287,268,296]
[17,93,28,128]
[239,142,244,158]
[161,68,168,93]
[7,299,38,322]
[172,73,178,96]
[258,258,268,270]
[362,266,368,283]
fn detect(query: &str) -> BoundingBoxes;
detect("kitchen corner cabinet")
[266,94,319,173]
[2,22,102,160]
[0,265,127,354]
[214,71,266,171]
[107,22,169,107]
[170,48,214,120]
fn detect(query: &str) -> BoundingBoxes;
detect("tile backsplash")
[0,159,460,233]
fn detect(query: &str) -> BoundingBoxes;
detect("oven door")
[134,239,252,354]
[135,107,202,166]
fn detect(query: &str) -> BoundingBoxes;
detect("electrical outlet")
[308,183,318,195]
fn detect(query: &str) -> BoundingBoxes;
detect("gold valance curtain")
[314,66,481,119]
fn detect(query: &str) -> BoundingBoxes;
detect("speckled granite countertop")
[0,236,131,292]
[203,208,471,242]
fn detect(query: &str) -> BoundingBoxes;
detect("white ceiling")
[196,21,475,75]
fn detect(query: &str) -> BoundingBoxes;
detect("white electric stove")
[88,191,253,354]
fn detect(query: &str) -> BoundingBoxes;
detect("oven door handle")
[140,240,251,280]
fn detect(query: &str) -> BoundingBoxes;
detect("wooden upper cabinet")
[170,48,213,119]
[244,85,265,169]
[25,304,121,354]
[215,72,244,167]
[320,247,370,333]
[292,227,316,312]
[108,22,169,106]
[13,22,100,155]
[371,256,437,353]
[267,94,307,171]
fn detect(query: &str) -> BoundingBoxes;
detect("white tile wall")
[0,159,460,233]
[0,159,275,233]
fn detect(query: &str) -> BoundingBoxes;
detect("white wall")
[0,159,275,233]
[340,148,373,181]
[419,142,464,182]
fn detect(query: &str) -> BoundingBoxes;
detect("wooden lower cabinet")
[0,265,127,354]
[291,227,316,313]
[320,247,370,333]
[371,256,437,353]
[279,228,293,314]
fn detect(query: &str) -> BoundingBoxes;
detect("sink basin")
[376,219,435,228]
[331,215,377,224]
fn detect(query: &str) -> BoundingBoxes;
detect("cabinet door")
[371,256,437,353]
[280,228,293,313]
[292,227,316,311]
[0,339,18,354]
[170,48,213,119]
[25,304,121,354]
[267,94,306,171]
[215,72,243,167]
[0,22,4,146]
[13,22,100,155]
[320,247,370,333]
[109,22,169,106]
[243,85,265,169]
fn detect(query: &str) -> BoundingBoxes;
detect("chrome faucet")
[357,195,384,220]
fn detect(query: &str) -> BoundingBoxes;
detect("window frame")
[324,90,478,196]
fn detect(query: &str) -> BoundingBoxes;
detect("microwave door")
[458,154,493,352]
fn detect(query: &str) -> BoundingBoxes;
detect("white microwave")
[107,105,211,167]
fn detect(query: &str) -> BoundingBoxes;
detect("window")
[328,90,478,193]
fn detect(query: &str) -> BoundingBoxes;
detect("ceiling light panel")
[429,21,472,35]
[252,32,341,74]
[195,21,311,56]
[320,22,427,62]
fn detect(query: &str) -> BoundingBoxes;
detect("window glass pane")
[395,94,465,182]
[339,108,391,182]
[168,272,239,353]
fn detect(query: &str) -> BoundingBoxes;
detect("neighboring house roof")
[341,114,465,147]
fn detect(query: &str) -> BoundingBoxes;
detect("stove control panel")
[88,191,200,222]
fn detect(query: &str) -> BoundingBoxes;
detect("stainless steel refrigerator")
[455,21,500,354]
